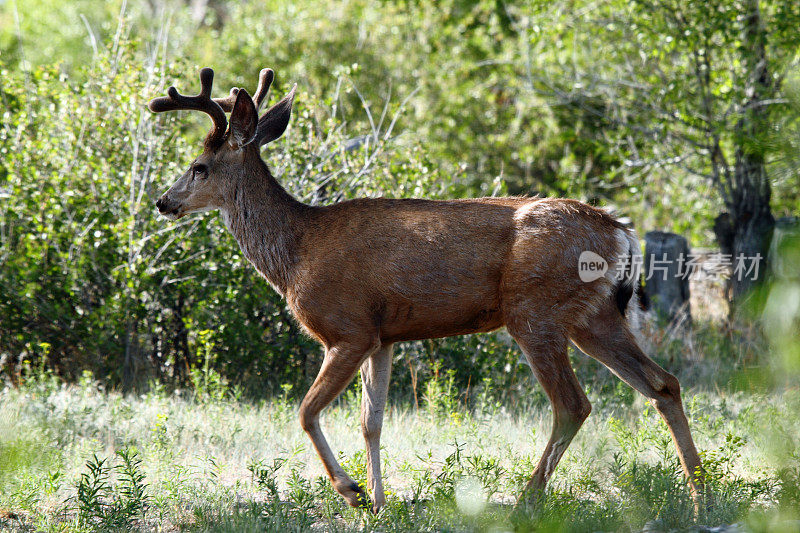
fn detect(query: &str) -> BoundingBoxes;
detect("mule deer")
[149,67,704,512]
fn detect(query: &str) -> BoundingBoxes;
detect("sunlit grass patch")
[0,372,798,532]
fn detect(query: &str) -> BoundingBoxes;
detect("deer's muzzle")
[156,196,182,219]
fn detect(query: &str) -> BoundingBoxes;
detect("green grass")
[1,363,799,532]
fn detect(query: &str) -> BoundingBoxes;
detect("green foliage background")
[0,0,798,396]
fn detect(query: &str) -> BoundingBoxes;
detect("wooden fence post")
[644,231,691,326]
[769,217,800,281]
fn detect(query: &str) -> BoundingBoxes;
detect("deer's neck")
[222,161,308,296]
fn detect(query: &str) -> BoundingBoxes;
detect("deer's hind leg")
[570,302,704,500]
[507,321,592,497]
[360,343,393,513]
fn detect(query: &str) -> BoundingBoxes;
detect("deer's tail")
[613,227,648,331]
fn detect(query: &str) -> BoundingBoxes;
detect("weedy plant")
[189,329,234,403]
[72,449,149,531]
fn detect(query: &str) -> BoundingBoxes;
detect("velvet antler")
[148,67,228,146]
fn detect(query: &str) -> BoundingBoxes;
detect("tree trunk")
[730,154,774,301]
[716,0,775,304]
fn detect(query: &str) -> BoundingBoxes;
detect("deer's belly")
[379,305,504,343]
[375,291,505,343]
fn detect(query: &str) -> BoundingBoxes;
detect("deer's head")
[150,67,295,219]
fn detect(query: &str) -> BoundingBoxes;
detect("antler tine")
[253,68,274,110]
[213,68,274,112]
[148,67,228,144]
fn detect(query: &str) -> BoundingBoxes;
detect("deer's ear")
[255,84,296,147]
[228,88,257,149]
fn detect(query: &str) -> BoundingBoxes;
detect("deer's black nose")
[156,197,165,211]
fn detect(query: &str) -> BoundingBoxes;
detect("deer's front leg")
[360,343,394,513]
[299,338,380,509]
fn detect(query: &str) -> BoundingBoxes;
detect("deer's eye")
[193,164,208,177]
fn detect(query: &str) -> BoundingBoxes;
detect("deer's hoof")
[371,498,385,515]
[517,482,547,508]
[339,481,371,510]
